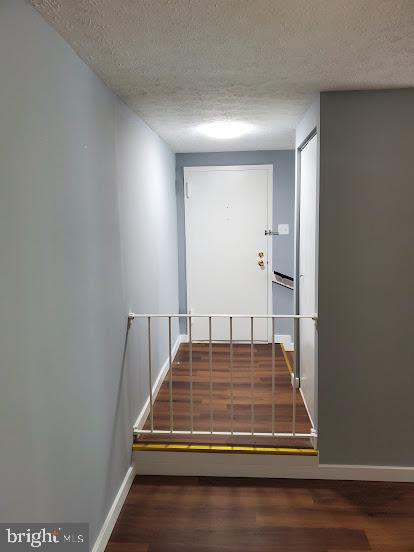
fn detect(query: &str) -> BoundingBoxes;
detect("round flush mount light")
[197,121,255,140]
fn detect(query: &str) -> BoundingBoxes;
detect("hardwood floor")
[137,342,313,447]
[107,476,414,551]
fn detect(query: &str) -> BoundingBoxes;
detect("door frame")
[294,129,319,429]
[183,164,274,342]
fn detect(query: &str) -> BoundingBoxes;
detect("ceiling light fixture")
[197,121,255,140]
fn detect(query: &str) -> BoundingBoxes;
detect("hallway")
[2,3,414,551]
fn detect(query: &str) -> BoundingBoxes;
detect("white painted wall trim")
[133,451,414,482]
[92,464,136,552]
[300,387,316,430]
[181,334,294,349]
[317,463,414,482]
[134,334,183,431]
[275,334,294,351]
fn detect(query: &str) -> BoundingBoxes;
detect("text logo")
[1,524,88,551]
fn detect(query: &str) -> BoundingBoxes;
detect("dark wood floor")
[107,476,414,552]
[137,343,312,448]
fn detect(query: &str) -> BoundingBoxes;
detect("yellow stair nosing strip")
[132,443,318,456]
[280,342,293,375]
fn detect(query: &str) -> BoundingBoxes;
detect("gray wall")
[319,89,414,466]
[0,0,179,547]
[117,101,180,424]
[176,151,295,338]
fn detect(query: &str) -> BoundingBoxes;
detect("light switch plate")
[278,223,289,235]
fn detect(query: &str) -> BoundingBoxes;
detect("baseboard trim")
[133,334,183,431]
[133,451,414,481]
[280,344,315,431]
[317,463,414,482]
[92,464,136,552]
[299,387,316,431]
[180,334,294,349]
[180,335,269,345]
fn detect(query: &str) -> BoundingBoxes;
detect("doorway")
[184,165,273,341]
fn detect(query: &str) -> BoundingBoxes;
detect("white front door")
[299,134,318,427]
[184,165,273,341]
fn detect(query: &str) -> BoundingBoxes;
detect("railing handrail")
[129,312,318,320]
[131,311,317,445]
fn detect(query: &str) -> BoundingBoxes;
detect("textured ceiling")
[32,0,414,152]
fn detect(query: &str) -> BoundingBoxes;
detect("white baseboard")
[180,334,294,350]
[133,334,183,431]
[133,451,414,482]
[290,373,300,389]
[92,464,136,552]
[275,334,294,351]
[300,387,316,431]
[317,463,414,482]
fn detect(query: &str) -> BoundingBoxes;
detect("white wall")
[0,0,179,548]
[295,99,320,427]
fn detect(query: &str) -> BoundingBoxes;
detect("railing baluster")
[250,317,255,435]
[209,316,213,434]
[168,316,173,433]
[230,316,234,435]
[271,317,275,436]
[128,313,317,442]
[292,318,297,437]
[148,316,153,432]
[189,316,194,433]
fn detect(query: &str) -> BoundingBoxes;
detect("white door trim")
[295,128,319,428]
[298,134,318,427]
[183,165,273,341]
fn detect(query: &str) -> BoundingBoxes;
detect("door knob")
[258,259,265,268]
